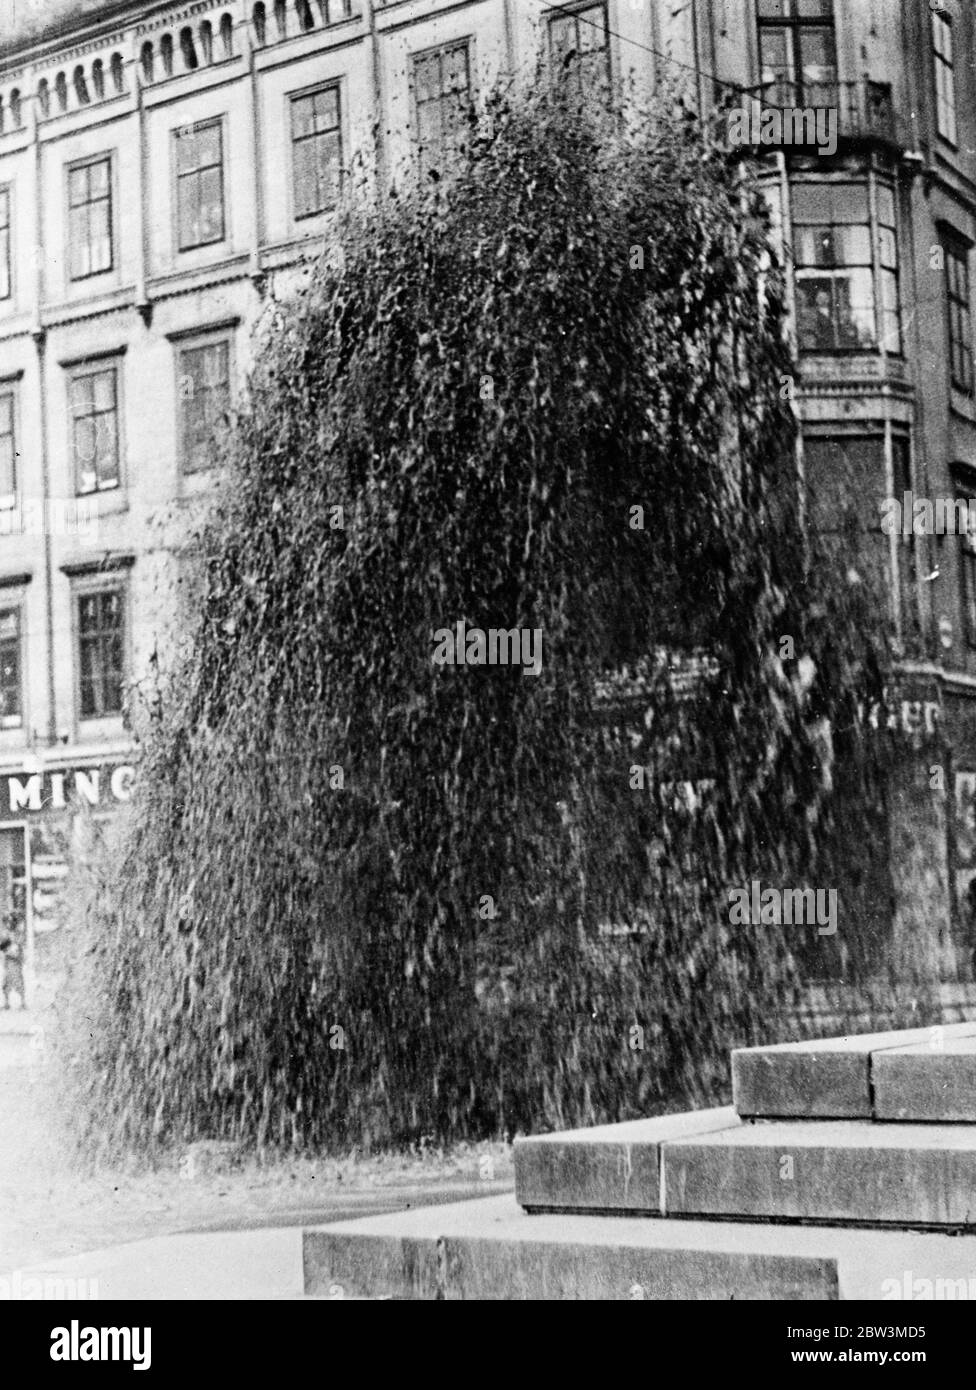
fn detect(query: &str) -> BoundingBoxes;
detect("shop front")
[0,759,135,1011]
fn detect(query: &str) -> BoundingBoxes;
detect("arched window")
[9,89,21,127]
[180,27,198,70]
[296,0,314,31]
[161,34,174,77]
[92,58,105,98]
[220,13,234,57]
[253,3,267,46]
[199,21,213,65]
[110,52,124,93]
[54,72,67,113]
[37,78,50,118]
[140,42,154,84]
[73,65,90,105]
[274,0,287,41]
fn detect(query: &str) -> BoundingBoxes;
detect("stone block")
[514,1106,741,1212]
[732,1024,976,1119]
[662,1119,976,1226]
[873,1035,976,1122]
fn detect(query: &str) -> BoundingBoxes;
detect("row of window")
[0,84,341,294]
[0,583,126,730]
[0,333,232,503]
[0,6,615,296]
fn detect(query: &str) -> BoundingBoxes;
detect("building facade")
[0,0,974,1004]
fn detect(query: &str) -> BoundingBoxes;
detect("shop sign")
[4,764,135,816]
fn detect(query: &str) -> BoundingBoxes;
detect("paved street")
[0,1026,513,1298]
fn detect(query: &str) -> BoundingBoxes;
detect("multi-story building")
[0,0,974,1008]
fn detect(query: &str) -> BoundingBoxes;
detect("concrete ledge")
[514,1107,742,1213]
[303,1193,976,1299]
[662,1120,976,1227]
[303,1195,840,1300]
[732,1024,976,1120]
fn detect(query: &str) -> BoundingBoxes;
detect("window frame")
[0,603,24,731]
[72,576,129,725]
[932,8,957,146]
[408,36,475,184]
[792,180,887,355]
[943,233,973,396]
[958,492,976,648]
[0,183,11,303]
[66,151,115,283]
[174,327,235,476]
[289,81,343,223]
[67,356,124,497]
[0,378,18,510]
[173,116,227,254]
[546,0,612,98]
[756,0,837,110]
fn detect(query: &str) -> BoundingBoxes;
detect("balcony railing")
[756,78,910,153]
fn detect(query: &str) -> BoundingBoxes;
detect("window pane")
[414,52,439,103]
[827,184,869,223]
[314,87,339,130]
[878,225,897,270]
[70,205,89,278]
[175,131,195,174]
[78,595,98,631]
[760,30,794,103]
[834,224,871,263]
[71,375,94,414]
[877,185,895,228]
[0,437,14,496]
[577,8,606,53]
[292,95,316,138]
[199,167,224,239]
[417,102,440,149]
[837,268,876,345]
[195,123,220,167]
[89,158,109,198]
[95,417,118,486]
[91,204,111,273]
[444,45,470,91]
[92,369,115,411]
[549,16,576,60]
[315,130,341,208]
[179,180,198,247]
[798,28,836,86]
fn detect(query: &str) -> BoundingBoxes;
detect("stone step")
[874,1035,976,1123]
[514,1106,742,1213]
[732,1023,976,1120]
[662,1120,976,1227]
[303,1193,976,1300]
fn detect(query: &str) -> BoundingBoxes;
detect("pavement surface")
[0,1025,514,1299]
